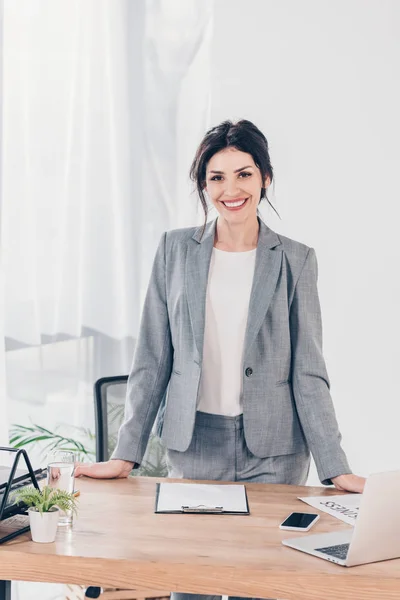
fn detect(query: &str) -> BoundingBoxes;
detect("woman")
[75,119,365,597]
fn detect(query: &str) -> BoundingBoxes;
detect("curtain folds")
[0,0,9,445]
[2,0,213,347]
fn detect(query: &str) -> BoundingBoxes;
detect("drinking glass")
[47,450,75,526]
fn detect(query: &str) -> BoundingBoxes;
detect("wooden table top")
[0,476,399,600]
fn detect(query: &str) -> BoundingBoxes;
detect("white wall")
[211,0,400,484]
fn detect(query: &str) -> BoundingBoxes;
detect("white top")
[197,247,257,416]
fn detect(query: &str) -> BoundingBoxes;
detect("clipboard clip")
[181,504,224,513]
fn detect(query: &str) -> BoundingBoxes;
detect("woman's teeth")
[222,199,247,208]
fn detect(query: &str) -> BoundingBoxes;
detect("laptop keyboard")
[315,543,350,561]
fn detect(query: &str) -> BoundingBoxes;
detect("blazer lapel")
[186,217,282,362]
[243,218,283,356]
[185,219,216,361]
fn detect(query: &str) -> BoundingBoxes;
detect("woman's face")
[204,148,270,223]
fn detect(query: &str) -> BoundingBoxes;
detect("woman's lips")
[221,198,249,211]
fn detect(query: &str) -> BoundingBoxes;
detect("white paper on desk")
[298,494,361,526]
[156,483,248,513]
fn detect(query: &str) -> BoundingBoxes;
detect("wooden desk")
[0,477,399,600]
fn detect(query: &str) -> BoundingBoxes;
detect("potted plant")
[12,485,78,543]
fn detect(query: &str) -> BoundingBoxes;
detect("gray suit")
[112,217,351,484]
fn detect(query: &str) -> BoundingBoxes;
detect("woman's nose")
[224,179,240,196]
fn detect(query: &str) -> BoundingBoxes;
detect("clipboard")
[154,482,250,515]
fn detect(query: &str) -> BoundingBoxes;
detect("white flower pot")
[28,507,60,543]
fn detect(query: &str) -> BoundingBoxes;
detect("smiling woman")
[205,147,270,249]
[189,119,279,247]
[75,118,365,600]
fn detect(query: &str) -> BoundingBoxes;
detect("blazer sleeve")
[289,247,352,485]
[111,232,173,465]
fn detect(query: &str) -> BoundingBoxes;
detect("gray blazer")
[112,217,351,484]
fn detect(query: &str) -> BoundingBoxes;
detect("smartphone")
[279,512,320,531]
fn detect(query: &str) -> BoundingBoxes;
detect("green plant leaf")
[9,422,95,461]
[12,485,78,515]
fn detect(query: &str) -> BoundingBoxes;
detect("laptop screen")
[0,465,46,490]
[0,466,32,488]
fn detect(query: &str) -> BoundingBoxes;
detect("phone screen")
[281,512,318,528]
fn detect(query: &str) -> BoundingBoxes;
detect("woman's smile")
[220,197,249,210]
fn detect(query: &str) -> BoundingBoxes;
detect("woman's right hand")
[74,459,135,479]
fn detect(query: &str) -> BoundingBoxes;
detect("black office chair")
[93,375,168,476]
[94,375,129,463]
[85,376,169,600]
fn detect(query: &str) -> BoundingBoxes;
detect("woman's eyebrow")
[209,165,254,174]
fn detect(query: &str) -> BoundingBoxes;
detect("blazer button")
[245,367,253,377]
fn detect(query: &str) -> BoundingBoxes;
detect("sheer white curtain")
[141,0,213,296]
[1,0,213,447]
[2,1,213,597]
[3,0,143,346]
[0,0,8,446]
[2,0,212,348]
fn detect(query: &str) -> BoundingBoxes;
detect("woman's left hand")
[331,474,366,493]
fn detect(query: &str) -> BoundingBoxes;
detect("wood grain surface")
[1,477,399,599]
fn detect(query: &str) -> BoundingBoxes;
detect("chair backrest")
[94,376,168,477]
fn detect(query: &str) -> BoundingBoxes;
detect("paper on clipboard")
[155,482,249,514]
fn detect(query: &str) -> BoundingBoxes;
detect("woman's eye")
[210,172,251,182]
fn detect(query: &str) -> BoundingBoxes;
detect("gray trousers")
[167,411,310,600]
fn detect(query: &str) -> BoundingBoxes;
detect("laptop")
[0,465,47,520]
[282,470,400,566]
